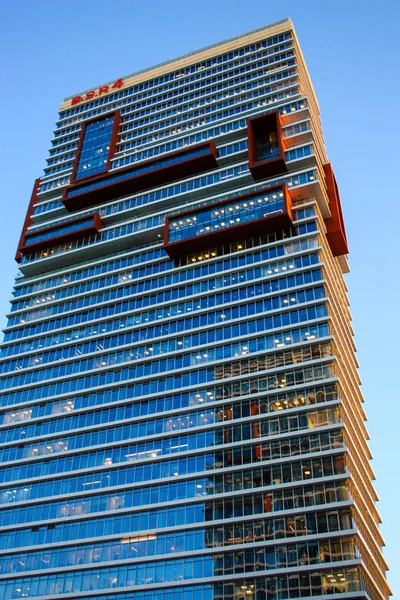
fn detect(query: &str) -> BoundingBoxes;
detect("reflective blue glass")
[75,116,115,180]
[9,251,321,329]
[0,22,377,600]
[69,147,211,198]
[0,380,337,446]
[169,188,285,243]
[3,284,324,363]
[0,386,337,462]
[0,320,330,396]
[0,424,343,488]
[24,218,94,246]
[11,249,320,325]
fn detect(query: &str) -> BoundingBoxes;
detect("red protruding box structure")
[323,163,348,256]
[15,178,41,263]
[20,213,103,256]
[63,141,218,212]
[70,110,121,183]
[247,111,287,180]
[164,184,292,258]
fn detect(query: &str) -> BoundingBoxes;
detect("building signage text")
[71,79,124,106]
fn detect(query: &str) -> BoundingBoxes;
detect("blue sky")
[1,0,399,592]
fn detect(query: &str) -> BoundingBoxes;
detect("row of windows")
[51,567,364,600]
[50,66,295,180]
[204,571,363,599]
[218,138,247,157]
[57,35,293,125]
[113,77,298,151]
[0,407,342,485]
[0,447,346,535]
[12,245,167,299]
[0,334,332,414]
[1,540,358,594]
[1,303,328,390]
[0,496,353,573]
[285,144,312,162]
[0,409,343,510]
[23,218,95,247]
[11,235,315,313]
[0,323,331,407]
[13,436,341,525]
[0,508,353,576]
[0,380,337,450]
[282,120,311,138]
[206,481,349,520]
[26,163,258,260]
[173,219,313,269]
[16,246,319,325]
[53,41,294,144]
[0,459,348,553]
[116,117,249,169]
[67,146,213,199]
[116,95,305,159]
[292,207,315,221]
[39,78,297,192]
[2,415,343,508]
[0,354,335,439]
[0,480,350,557]
[0,546,358,599]
[0,378,335,462]
[14,247,319,324]
[1,384,337,510]
[215,341,331,380]
[4,282,322,364]
[46,568,361,600]
[168,189,286,243]
[118,63,295,137]
[47,52,295,168]
[8,261,321,346]
[7,265,322,353]
[115,94,302,177]
[0,340,331,428]
[0,337,333,417]
[15,222,310,305]
[216,538,357,572]
[34,130,311,217]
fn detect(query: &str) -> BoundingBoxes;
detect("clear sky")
[1,0,399,592]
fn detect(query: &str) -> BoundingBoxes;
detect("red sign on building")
[71,78,124,106]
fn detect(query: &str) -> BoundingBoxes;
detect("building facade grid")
[0,17,390,600]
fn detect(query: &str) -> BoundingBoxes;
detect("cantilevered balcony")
[164,184,292,257]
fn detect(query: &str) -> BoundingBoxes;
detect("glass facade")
[167,188,286,244]
[0,18,390,600]
[75,115,116,180]
[67,145,212,199]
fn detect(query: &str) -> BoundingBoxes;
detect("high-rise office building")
[0,17,390,600]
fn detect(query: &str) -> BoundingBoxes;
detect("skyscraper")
[0,15,390,600]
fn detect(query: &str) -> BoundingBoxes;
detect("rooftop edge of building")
[60,17,292,109]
